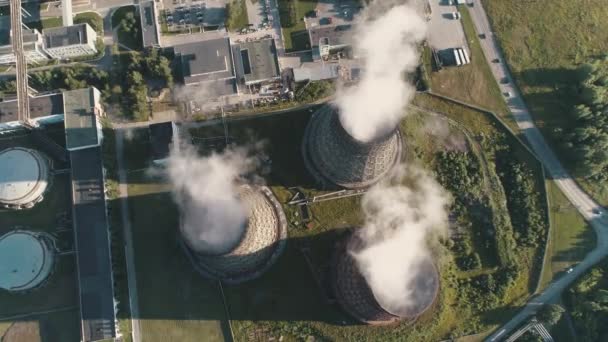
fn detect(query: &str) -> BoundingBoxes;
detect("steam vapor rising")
[167,146,257,255]
[352,166,450,315]
[335,1,427,142]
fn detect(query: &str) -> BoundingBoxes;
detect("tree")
[537,304,565,326]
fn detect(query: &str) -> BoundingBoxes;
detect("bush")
[278,0,298,28]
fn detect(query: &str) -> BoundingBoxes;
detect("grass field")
[539,181,596,289]
[0,129,80,341]
[25,16,62,31]
[279,0,316,52]
[482,0,608,204]
[74,11,104,35]
[426,6,514,131]
[226,0,249,32]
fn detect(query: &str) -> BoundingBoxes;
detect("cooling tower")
[302,105,402,189]
[180,184,287,284]
[0,230,55,292]
[332,233,439,325]
[0,147,51,209]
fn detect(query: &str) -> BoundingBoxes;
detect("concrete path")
[114,129,142,342]
[462,3,608,341]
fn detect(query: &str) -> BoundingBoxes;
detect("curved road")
[463,2,608,341]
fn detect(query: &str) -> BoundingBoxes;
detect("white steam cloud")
[352,166,450,315]
[335,1,427,142]
[167,145,258,255]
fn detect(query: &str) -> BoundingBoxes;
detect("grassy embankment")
[482,0,608,204]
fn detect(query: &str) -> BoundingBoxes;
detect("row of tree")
[561,56,608,177]
[278,0,298,28]
[566,261,608,341]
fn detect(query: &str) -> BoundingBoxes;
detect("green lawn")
[482,0,608,204]
[25,16,63,31]
[225,0,249,32]
[279,0,316,52]
[74,11,104,35]
[112,6,143,51]
[539,181,596,289]
[427,6,514,131]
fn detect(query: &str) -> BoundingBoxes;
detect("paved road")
[115,129,142,342]
[464,3,608,341]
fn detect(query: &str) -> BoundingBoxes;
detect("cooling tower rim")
[334,107,400,145]
[180,185,288,284]
[332,230,440,324]
[301,106,403,190]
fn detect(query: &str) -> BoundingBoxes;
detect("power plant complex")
[302,105,403,189]
[180,184,288,284]
[332,232,439,325]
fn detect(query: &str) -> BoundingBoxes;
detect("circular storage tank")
[0,230,55,292]
[302,106,402,190]
[181,185,287,284]
[0,147,51,209]
[332,233,439,325]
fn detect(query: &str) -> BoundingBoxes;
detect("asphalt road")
[464,2,608,341]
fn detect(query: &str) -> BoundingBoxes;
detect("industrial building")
[0,92,65,132]
[140,0,161,48]
[308,24,351,60]
[332,232,439,325]
[62,87,104,151]
[0,230,56,292]
[180,184,287,284]
[0,29,48,64]
[0,147,51,209]
[233,38,281,85]
[43,23,98,60]
[174,37,238,96]
[302,105,402,189]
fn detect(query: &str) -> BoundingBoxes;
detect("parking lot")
[305,0,361,29]
[427,0,468,51]
[161,0,227,31]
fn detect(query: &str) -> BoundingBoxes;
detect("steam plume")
[167,145,258,255]
[352,166,450,315]
[335,1,426,142]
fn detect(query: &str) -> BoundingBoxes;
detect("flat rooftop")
[175,37,235,85]
[63,87,99,150]
[70,147,116,342]
[235,39,280,84]
[43,23,93,48]
[0,93,64,123]
[140,1,160,47]
[308,24,352,47]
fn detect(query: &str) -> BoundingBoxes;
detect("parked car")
[479,33,486,39]
[492,58,500,63]
[503,91,512,98]
[451,12,461,20]
[500,77,509,84]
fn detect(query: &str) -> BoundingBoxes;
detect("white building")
[0,29,49,65]
[43,23,97,60]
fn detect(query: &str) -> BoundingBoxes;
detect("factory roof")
[43,23,93,48]
[175,37,235,85]
[140,0,160,47]
[235,39,281,85]
[293,63,340,82]
[308,24,352,48]
[0,231,53,291]
[0,92,64,123]
[63,87,101,151]
[70,147,116,342]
